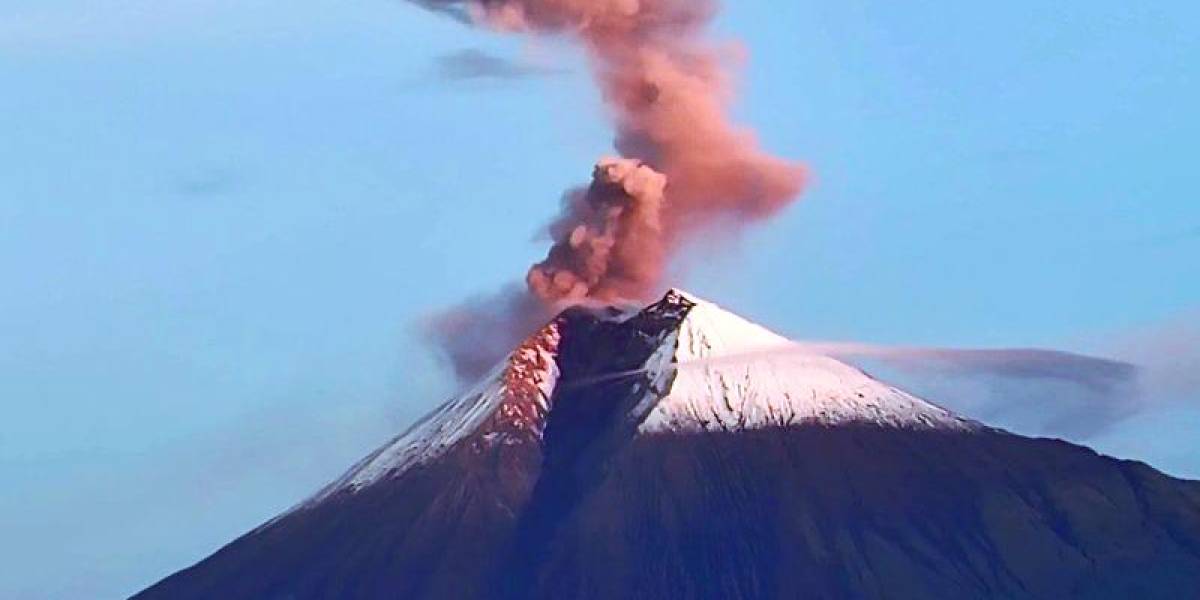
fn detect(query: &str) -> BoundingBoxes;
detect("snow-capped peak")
[640,292,976,433]
[302,289,974,503]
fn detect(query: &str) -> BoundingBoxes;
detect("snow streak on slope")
[303,322,562,504]
[640,291,978,433]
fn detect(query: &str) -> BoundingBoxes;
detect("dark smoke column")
[421,0,806,379]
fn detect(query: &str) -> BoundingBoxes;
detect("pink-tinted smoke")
[420,0,806,379]
[527,157,667,302]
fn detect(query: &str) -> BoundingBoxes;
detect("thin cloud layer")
[410,0,474,24]
[170,166,247,197]
[1109,312,1200,401]
[802,343,1144,439]
[434,48,558,81]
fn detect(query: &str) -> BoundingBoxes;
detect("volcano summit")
[136,290,1200,599]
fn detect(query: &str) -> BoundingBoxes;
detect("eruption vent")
[421,0,806,378]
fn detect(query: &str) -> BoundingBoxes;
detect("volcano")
[136,290,1200,599]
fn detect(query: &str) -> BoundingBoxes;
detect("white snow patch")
[639,293,976,433]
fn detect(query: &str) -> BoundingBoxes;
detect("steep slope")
[134,290,1200,600]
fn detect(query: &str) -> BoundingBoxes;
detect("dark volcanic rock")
[537,427,1200,599]
[135,427,1200,600]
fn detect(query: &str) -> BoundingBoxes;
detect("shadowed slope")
[134,427,1200,599]
[530,427,1200,599]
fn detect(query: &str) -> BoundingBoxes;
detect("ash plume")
[418,0,805,379]
[527,157,667,302]
[426,285,553,382]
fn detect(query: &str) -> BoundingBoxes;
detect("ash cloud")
[527,158,667,302]
[423,285,553,382]
[411,0,806,380]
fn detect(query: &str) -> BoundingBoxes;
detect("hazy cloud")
[433,48,559,81]
[409,0,474,24]
[171,166,247,197]
[807,329,1199,440]
[1109,312,1200,401]
[797,343,1143,439]
[1138,225,1200,246]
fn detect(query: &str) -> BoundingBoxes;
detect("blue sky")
[2,1,1197,598]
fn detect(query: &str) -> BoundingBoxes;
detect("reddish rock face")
[134,292,1200,600]
[485,320,562,444]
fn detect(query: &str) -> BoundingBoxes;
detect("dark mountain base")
[135,426,1200,600]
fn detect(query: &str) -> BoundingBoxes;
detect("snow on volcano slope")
[302,289,974,505]
[301,320,562,505]
[640,290,978,433]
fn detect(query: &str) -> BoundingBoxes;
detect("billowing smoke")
[420,0,805,379]
[527,157,667,302]
[427,285,552,382]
